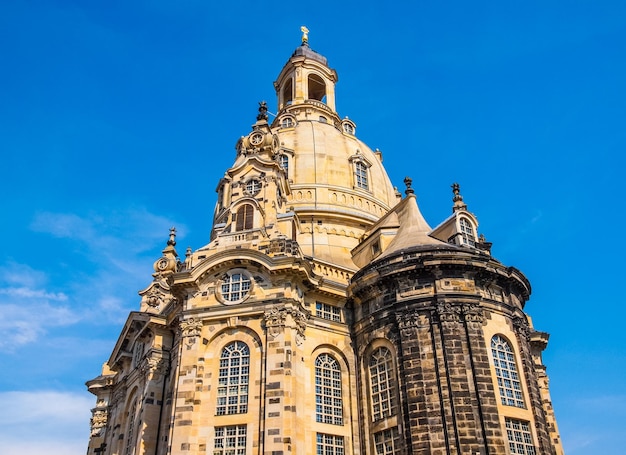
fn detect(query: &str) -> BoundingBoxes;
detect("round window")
[246,179,262,195]
[220,271,252,304]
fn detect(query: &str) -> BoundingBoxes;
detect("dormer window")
[349,153,372,192]
[460,218,476,246]
[319,116,327,123]
[355,161,369,190]
[342,118,356,135]
[281,117,294,128]
[278,154,289,175]
[235,204,254,231]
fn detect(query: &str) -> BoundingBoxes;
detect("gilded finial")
[301,26,309,45]
[167,227,177,246]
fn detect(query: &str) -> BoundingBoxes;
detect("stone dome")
[274,117,398,223]
[269,44,399,269]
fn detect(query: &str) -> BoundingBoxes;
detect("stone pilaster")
[396,309,448,454]
[461,305,507,455]
[263,305,308,455]
[513,317,552,455]
[169,317,204,453]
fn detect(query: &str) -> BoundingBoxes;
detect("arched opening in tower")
[308,73,326,103]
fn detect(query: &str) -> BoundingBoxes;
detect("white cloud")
[0,390,92,455]
[0,299,78,349]
[0,263,78,349]
[0,286,67,301]
[31,206,182,258]
[0,206,184,348]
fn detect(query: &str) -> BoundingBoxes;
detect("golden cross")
[301,26,309,44]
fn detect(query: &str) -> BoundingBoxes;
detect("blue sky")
[1,1,625,454]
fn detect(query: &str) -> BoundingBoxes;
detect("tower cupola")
[274,27,339,116]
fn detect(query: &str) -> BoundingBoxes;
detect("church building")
[86,30,564,455]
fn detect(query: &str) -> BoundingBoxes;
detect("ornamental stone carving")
[462,303,485,326]
[263,306,308,342]
[179,318,203,345]
[264,306,287,327]
[111,385,127,407]
[264,307,287,338]
[290,307,309,344]
[435,302,462,326]
[513,316,531,341]
[395,310,422,337]
[141,356,168,378]
[90,409,108,437]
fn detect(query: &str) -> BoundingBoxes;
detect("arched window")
[124,399,137,455]
[369,347,396,421]
[308,73,326,102]
[235,204,254,231]
[491,335,525,408]
[460,218,476,246]
[216,341,250,415]
[282,78,293,106]
[131,342,144,369]
[281,117,294,128]
[355,161,369,190]
[315,353,343,425]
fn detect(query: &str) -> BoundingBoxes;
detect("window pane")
[505,419,535,455]
[369,347,397,420]
[216,342,250,415]
[315,354,343,425]
[491,335,525,408]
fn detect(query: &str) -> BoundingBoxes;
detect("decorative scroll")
[144,287,165,308]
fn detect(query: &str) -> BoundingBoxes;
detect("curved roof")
[291,44,328,65]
